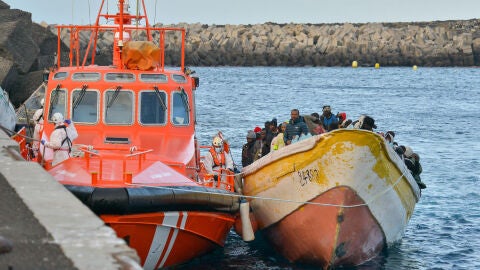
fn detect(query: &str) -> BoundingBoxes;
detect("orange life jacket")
[209,147,226,167]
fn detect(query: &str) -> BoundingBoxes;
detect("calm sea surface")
[176,67,480,269]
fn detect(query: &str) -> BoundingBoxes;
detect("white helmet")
[212,136,223,147]
[51,112,64,125]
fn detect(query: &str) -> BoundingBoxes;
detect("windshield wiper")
[180,87,190,112]
[106,86,122,109]
[153,86,167,111]
[50,84,61,107]
[72,84,88,113]
[105,86,121,117]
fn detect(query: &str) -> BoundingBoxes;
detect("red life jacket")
[209,147,226,167]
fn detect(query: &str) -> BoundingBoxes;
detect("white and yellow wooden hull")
[242,129,421,268]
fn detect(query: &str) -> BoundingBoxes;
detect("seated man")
[284,109,309,145]
[319,105,339,131]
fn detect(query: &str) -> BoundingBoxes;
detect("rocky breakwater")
[57,20,480,67]
[0,1,69,107]
[59,20,480,67]
[183,20,480,67]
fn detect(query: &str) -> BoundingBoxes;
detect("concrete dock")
[0,130,142,269]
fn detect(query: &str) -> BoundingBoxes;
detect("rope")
[127,172,406,209]
[0,124,39,142]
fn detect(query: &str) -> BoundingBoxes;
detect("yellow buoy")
[413,65,418,70]
[375,63,380,69]
[352,61,358,68]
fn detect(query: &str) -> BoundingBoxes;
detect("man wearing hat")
[241,130,256,167]
[319,105,339,131]
[361,115,377,131]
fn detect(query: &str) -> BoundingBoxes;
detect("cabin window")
[172,90,190,125]
[71,89,99,123]
[140,74,168,83]
[72,72,101,81]
[53,72,68,80]
[104,89,134,125]
[171,74,187,83]
[139,91,167,125]
[47,88,66,122]
[105,73,135,82]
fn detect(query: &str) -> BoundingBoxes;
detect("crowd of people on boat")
[236,106,426,190]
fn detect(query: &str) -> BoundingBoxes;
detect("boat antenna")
[88,0,92,25]
[154,0,158,25]
[136,0,140,28]
[71,0,75,24]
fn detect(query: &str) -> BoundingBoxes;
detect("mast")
[54,0,186,71]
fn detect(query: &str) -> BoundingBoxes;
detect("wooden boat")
[14,1,242,268]
[242,129,421,268]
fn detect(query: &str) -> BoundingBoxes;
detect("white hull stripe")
[143,212,188,270]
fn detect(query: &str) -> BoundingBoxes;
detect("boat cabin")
[40,3,201,180]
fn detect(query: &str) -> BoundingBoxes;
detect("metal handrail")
[78,146,153,183]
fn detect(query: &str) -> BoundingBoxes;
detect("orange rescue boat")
[16,1,243,268]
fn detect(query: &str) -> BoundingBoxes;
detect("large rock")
[0,7,39,74]
[0,0,40,105]
[0,1,70,107]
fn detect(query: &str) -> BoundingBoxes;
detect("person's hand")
[41,139,46,145]
[64,119,71,125]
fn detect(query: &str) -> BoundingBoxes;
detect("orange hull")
[262,186,384,268]
[103,211,234,269]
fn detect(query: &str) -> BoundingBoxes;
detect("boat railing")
[199,168,235,192]
[55,24,186,71]
[78,146,153,184]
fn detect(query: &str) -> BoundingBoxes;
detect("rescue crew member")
[32,98,44,153]
[204,136,234,178]
[41,112,78,166]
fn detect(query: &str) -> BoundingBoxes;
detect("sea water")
[177,67,480,270]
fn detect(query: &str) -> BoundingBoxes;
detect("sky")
[6,0,480,26]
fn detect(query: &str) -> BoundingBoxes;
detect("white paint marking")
[158,211,188,268]
[143,212,179,270]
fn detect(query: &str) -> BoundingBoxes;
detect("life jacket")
[209,147,226,167]
[55,125,72,153]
